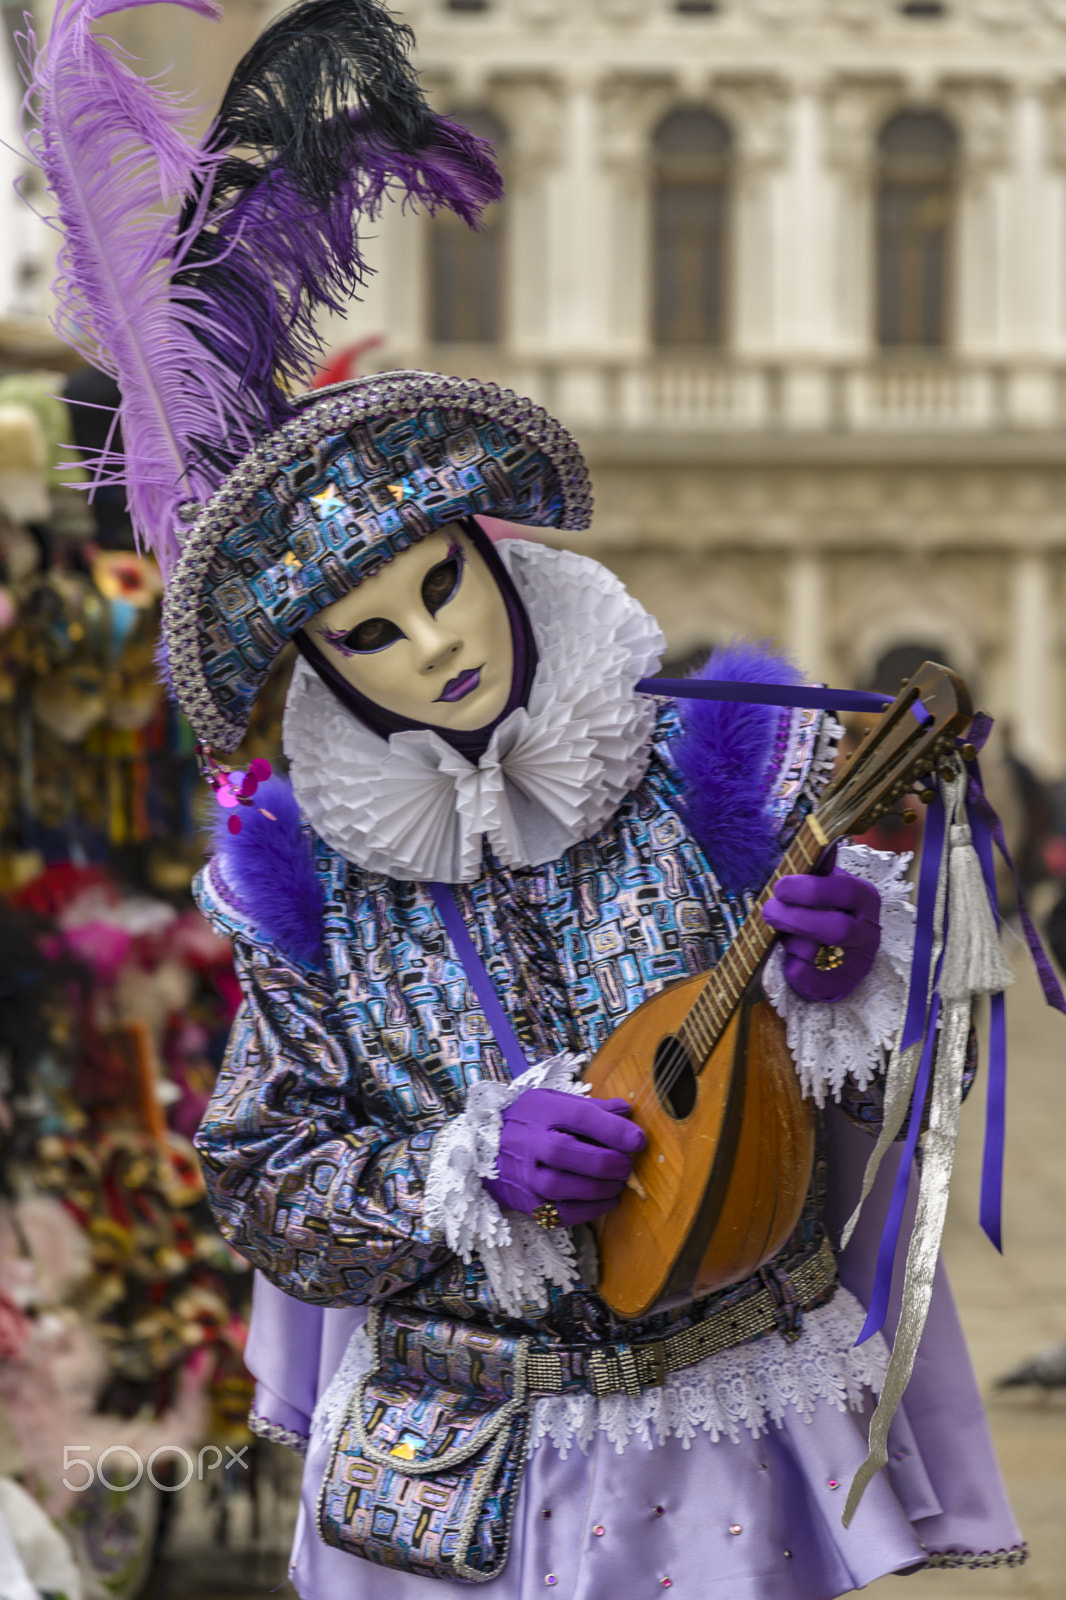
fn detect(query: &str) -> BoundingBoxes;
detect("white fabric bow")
[284,542,665,882]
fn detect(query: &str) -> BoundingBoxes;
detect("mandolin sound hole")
[653,1034,697,1120]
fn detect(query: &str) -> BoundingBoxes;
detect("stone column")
[1010,552,1056,777]
[823,73,907,359]
[784,552,827,683]
[596,73,677,357]
[715,75,789,357]
[941,75,1012,356]
[545,72,607,353]
[487,75,565,356]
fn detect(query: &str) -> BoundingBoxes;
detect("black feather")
[202,0,433,201]
[172,0,503,446]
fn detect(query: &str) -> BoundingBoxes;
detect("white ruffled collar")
[283,540,665,882]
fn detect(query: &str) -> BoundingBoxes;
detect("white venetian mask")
[301,523,514,731]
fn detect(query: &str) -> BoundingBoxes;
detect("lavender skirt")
[246,1110,1021,1599]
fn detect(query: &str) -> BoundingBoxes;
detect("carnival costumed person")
[26,0,1048,1593]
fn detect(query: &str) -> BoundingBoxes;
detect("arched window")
[652,108,732,349]
[876,111,957,349]
[428,108,507,344]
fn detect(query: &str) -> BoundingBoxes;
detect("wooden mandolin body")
[583,974,815,1321]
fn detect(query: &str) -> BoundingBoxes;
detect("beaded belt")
[524,1238,838,1400]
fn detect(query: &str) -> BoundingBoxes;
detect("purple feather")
[176,113,503,426]
[21,0,260,574]
[213,777,326,968]
[673,640,804,896]
[24,0,504,572]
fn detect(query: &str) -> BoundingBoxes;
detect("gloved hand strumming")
[762,863,882,1003]
[482,1086,645,1226]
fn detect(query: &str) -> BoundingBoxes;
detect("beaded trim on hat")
[162,371,593,751]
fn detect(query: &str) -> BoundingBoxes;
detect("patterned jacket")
[193,691,870,1348]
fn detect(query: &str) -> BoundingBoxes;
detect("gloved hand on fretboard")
[762,864,882,1003]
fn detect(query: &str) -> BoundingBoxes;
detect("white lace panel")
[528,1287,889,1457]
[762,843,916,1106]
[423,1053,590,1319]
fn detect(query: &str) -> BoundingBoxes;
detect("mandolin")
[583,661,973,1321]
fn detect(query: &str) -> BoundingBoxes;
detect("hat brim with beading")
[163,372,593,751]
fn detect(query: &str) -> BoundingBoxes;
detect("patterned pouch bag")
[316,1303,534,1584]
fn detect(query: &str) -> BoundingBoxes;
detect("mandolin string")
[682,825,818,1056]
[632,815,828,1122]
[629,819,824,1121]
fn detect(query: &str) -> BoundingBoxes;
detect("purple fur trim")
[212,777,326,967]
[673,640,804,896]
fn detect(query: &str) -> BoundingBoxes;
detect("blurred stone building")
[9,0,1066,771]
[352,0,1066,777]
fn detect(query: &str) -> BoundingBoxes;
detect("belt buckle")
[638,1340,666,1390]
[587,1347,617,1399]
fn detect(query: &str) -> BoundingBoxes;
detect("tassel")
[940,821,1014,1002]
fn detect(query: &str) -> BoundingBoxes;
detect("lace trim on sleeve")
[423,1054,589,1318]
[762,844,916,1107]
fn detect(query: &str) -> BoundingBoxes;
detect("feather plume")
[21,0,258,573]
[173,0,503,425]
[24,0,503,571]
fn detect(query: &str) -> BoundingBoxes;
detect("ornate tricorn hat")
[163,372,592,750]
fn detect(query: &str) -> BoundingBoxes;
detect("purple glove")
[483,1088,645,1226]
[762,864,882,1003]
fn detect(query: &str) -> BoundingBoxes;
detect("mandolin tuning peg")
[901,809,918,826]
[918,788,936,805]
[961,742,976,763]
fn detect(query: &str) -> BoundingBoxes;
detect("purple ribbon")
[638,678,893,714]
[900,785,947,1053]
[429,882,530,1081]
[962,715,1065,1252]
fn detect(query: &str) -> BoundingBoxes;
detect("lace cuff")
[423,1054,589,1318]
[763,844,916,1106]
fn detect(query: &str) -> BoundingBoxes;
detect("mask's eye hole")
[421,554,462,616]
[327,617,404,655]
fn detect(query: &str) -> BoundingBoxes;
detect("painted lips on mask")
[436,666,483,703]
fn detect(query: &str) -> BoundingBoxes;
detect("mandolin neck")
[678,813,833,1070]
